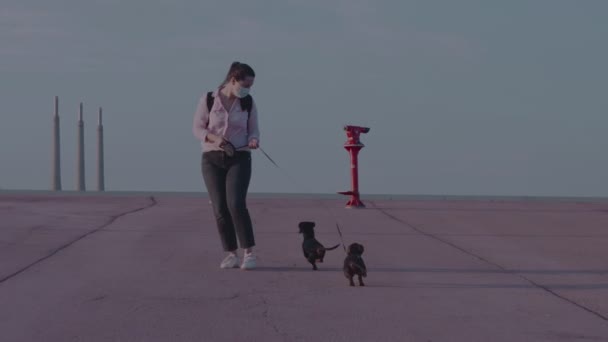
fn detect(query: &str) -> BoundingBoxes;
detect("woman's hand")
[205,133,221,143]
[248,138,259,149]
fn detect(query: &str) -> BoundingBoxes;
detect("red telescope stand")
[337,125,370,208]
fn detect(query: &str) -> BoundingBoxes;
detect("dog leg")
[358,274,365,287]
[308,258,318,270]
[349,276,355,286]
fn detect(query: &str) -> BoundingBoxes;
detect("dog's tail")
[323,244,340,251]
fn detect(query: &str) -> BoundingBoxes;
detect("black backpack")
[206,92,253,119]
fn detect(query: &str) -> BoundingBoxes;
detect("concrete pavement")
[1,193,608,341]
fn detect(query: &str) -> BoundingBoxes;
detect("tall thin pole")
[52,96,62,191]
[77,102,86,191]
[97,107,105,191]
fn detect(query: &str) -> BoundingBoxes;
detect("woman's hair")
[221,61,255,86]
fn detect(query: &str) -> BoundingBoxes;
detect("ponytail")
[220,61,255,86]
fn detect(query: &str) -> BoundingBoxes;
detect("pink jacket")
[192,89,260,152]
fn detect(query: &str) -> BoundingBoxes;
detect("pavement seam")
[369,201,608,323]
[0,196,157,286]
[260,294,284,339]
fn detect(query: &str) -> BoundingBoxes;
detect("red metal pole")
[351,149,359,195]
[338,125,369,208]
[346,146,364,207]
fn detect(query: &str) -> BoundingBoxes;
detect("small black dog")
[343,243,367,286]
[298,221,340,270]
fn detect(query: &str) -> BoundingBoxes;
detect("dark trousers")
[201,150,255,251]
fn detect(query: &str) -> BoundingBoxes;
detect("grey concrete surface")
[1,194,607,341]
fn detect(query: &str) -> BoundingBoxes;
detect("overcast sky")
[1,0,607,196]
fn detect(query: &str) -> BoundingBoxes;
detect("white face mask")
[235,86,250,98]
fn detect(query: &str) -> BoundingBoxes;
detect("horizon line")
[1,188,607,202]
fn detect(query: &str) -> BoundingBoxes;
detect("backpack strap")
[239,95,253,119]
[206,92,214,112]
[207,91,252,120]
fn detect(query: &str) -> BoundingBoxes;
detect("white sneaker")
[220,254,239,269]
[240,252,257,270]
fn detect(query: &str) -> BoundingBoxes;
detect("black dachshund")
[343,243,367,286]
[298,221,340,270]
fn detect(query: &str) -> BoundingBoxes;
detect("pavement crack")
[86,294,107,302]
[219,293,240,301]
[260,294,289,341]
[370,201,608,323]
[0,196,157,286]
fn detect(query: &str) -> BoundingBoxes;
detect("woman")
[192,62,260,270]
